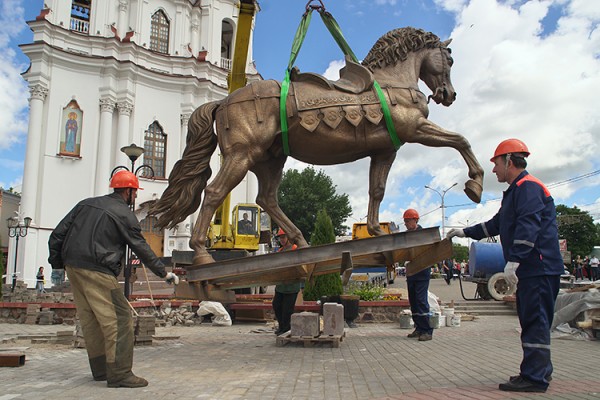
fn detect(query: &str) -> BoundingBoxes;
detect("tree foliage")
[452,243,469,262]
[278,167,352,240]
[556,204,598,258]
[302,210,343,301]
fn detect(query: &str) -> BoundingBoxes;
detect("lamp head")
[121,143,144,163]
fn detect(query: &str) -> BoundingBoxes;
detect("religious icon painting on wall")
[59,100,83,157]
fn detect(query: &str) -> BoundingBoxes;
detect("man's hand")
[165,272,179,285]
[446,228,465,239]
[504,262,519,286]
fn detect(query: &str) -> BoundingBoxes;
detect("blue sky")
[2,0,599,240]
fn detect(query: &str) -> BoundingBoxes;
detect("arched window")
[143,121,167,178]
[150,10,169,54]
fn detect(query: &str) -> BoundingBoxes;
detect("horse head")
[421,39,457,107]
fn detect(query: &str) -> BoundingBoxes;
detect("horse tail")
[150,101,220,230]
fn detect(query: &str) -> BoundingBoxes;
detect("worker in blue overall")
[404,209,433,342]
[447,139,563,393]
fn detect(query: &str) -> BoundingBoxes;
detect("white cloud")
[322,59,345,80]
[0,0,29,151]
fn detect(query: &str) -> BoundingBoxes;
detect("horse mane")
[362,27,442,71]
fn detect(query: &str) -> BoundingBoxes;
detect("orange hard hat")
[491,139,530,162]
[276,228,286,237]
[403,209,419,219]
[110,170,142,190]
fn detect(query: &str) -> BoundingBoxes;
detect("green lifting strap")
[280,7,403,156]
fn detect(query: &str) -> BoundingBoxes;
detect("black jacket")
[48,192,166,278]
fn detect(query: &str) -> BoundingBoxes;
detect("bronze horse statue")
[150,27,484,265]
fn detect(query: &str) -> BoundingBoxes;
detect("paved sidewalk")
[1,313,598,400]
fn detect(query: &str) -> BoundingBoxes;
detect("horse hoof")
[464,179,483,203]
[193,253,215,266]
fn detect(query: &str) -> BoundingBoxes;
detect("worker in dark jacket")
[272,228,300,335]
[404,209,433,342]
[447,139,563,393]
[48,170,179,388]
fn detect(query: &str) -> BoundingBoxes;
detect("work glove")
[504,262,519,286]
[446,228,465,239]
[165,272,180,285]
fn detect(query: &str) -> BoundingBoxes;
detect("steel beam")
[186,228,444,285]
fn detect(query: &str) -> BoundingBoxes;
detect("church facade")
[12,0,260,287]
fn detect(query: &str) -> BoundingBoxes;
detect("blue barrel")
[469,242,506,279]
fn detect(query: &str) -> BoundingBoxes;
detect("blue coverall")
[407,224,433,336]
[464,171,563,389]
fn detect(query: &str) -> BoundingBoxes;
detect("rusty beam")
[186,228,443,284]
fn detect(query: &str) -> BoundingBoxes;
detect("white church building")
[10,0,261,287]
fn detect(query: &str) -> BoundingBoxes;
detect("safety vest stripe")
[516,175,551,197]
[481,222,490,237]
[514,239,535,247]
[522,342,551,349]
[413,313,430,316]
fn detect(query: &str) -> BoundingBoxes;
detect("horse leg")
[190,154,252,265]
[366,152,397,236]
[251,158,309,248]
[414,119,484,203]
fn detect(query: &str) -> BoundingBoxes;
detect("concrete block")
[290,312,319,337]
[322,303,344,336]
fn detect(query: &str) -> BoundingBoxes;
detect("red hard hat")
[276,228,286,237]
[403,209,419,219]
[491,139,530,162]
[110,170,142,190]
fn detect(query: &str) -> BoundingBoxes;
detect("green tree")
[302,210,343,301]
[452,243,469,262]
[556,205,597,258]
[278,167,352,240]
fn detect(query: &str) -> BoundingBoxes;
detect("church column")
[117,0,128,39]
[115,101,133,167]
[95,98,116,195]
[175,113,193,250]
[20,84,48,223]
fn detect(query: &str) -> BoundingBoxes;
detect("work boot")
[418,333,432,341]
[407,329,420,338]
[499,376,546,392]
[107,374,148,388]
[510,374,552,383]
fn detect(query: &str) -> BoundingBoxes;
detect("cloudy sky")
[2,0,600,240]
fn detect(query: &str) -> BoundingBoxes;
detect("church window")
[70,0,91,33]
[143,121,167,178]
[150,10,170,54]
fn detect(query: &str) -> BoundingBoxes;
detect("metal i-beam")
[185,228,447,285]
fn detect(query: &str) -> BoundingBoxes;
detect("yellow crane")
[208,0,266,253]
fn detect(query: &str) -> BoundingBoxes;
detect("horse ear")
[442,38,453,47]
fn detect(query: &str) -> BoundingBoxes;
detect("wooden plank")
[0,353,26,367]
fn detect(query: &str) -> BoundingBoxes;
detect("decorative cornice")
[99,98,116,112]
[117,101,133,116]
[119,0,128,12]
[29,84,49,101]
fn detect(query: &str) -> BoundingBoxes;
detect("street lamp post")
[424,182,457,237]
[6,216,32,292]
[111,143,154,299]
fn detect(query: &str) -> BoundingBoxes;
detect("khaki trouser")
[66,266,134,383]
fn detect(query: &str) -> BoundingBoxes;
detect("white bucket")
[399,313,413,329]
[439,314,446,328]
[429,313,440,329]
[442,307,454,317]
[447,314,461,327]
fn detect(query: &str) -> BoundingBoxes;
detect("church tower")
[15,0,260,287]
